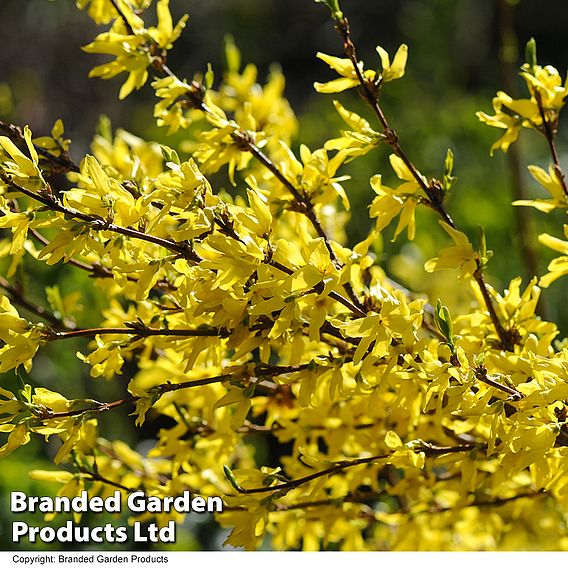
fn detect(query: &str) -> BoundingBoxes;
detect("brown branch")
[80,466,223,511]
[33,364,310,422]
[330,13,517,352]
[108,0,136,36]
[333,19,454,228]
[268,259,366,318]
[0,274,71,329]
[29,228,116,279]
[4,179,200,262]
[79,468,139,493]
[228,444,477,495]
[424,488,546,515]
[0,120,80,174]
[44,394,138,420]
[29,228,176,292]
[533,90,568,198]
[472,266,519,352]
[473,364,523,400]
[230,131,366,313]
[159,78,366,314]
[47,325,223,341]
[273,489,386,513]
[243,135,348,259]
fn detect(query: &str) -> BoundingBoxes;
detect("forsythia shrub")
[1,0,568,551]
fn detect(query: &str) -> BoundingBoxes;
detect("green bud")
[224,36,240,72]
[314,0,343,20]
[96,115,113,142]
[488,399,505,415]
[472,353,485,367]
[435,299,454,345]
[525,37,537,72]
[204,63,214,90]
[223,465,242,492]
[16,369,33,399]
[243,385,256,398]
[476,226,493,267]
[442,148,457,192]
[444,148,454,177]
[160,144,180,165]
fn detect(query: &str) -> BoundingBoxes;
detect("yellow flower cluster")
[477,39,568,290]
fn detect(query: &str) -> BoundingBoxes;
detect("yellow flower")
[153,76,205,133]
[0,126,45,190]
[0,387,26,426]
[0,423,31,459]
[424,221,477,280]
[513,164,568,212]
[297,145,351,210]
[478,62,568,154]
[76,0,152,25]
[521,62,568,112]
[218,39,298,145]
[476,94,524,155]
[376,44,408,83]
[0,297,42,373]
[369,174,417,241]
[192,119,256,184]
[324,100,383,159]
[368,154,424,241]
[314,44,408,94]
[0,211,31,254]
[538,225,568,287]
[83,0,188,99]
[64,155,145,226]
[314,53,375,94]
[0,295,31,343]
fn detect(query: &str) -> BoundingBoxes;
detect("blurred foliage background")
[0,0,567,551]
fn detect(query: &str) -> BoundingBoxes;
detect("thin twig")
[4,178,200,262]
[424,488,546,515]
[0,275,70,329]
[0,120,80,174]
[30,228,176,291]
[32,364,309,421]
[232,130,366,313]
[229,444,477,495]
[533,90,568,198]
[473,364,523,400]
[108,0,136,36]
[79,468,139,493]
[29,228,115,279]
[273,489,386,512]
[331,14,517,352]
[48,325,224,341]
[268,259,366,318]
